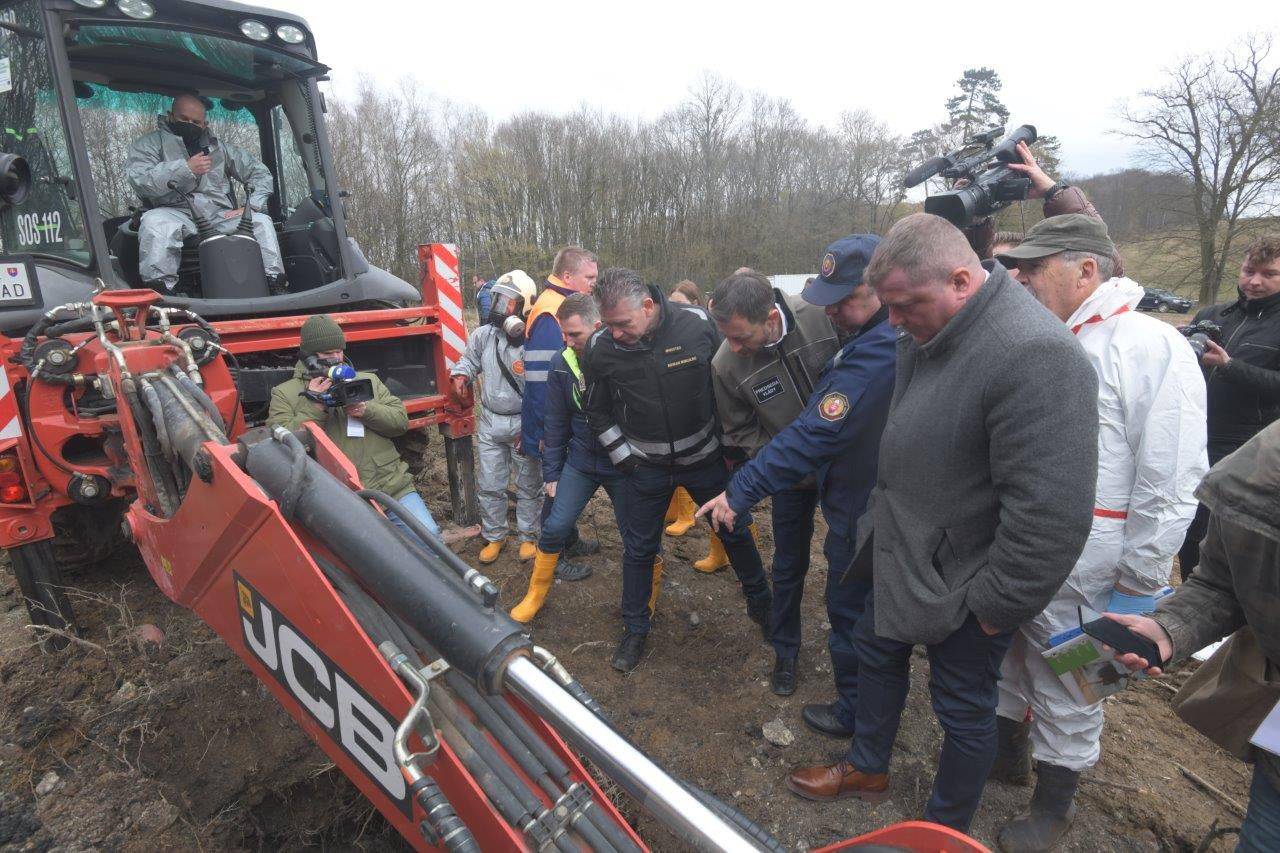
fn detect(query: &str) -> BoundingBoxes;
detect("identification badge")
[751,376,785,405]
[347,416,365,438]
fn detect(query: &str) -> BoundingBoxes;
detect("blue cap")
[803,234,880,307]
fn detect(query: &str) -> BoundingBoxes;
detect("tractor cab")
[0,0,420,336]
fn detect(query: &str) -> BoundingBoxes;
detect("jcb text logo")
[235,574,409,815]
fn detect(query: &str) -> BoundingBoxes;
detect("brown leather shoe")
[785,760,890,804]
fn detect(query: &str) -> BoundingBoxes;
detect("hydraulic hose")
[138,377,174,463]
[358,489,499,607]
[272,427,308,519]
[121,378,180,515]
[168,365,225,433]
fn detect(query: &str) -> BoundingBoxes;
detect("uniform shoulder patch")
[818,391,850,422]
[512,360,525,375]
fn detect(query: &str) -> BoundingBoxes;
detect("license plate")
[0,260,36,306]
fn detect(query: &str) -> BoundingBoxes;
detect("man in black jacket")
[585,268,772,672]
[1178,234,1280,578]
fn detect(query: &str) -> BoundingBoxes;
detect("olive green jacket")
[267,361,414,499]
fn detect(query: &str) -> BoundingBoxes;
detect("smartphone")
[1078,607,1163,667]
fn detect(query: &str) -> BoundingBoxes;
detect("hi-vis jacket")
[584,286,723,470]
[520,275,576,459]
[1026,277,1208,643]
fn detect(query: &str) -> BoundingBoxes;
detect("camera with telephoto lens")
[1178,320,1224,359]
[903,124,1038,227]
[302,355,374,408]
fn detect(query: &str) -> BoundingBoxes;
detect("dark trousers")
[769,486,819,660]
[1178,503,1211,581]
[540,491,580,552]
[848,597,1013,832]
[824,531,872,730]
[538,464,626,554]
[621,461,768,635]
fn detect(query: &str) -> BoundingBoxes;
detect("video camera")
[1179,320,1223,359]
[903,124,1038,227]
[302,355,375,409]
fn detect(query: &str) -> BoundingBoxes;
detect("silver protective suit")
[450,323,542,543]
[997,278,1207,770]
[125,117,283,289]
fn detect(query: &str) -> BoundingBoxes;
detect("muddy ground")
[0,421,1250,852]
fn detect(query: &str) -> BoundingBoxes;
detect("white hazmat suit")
[997,277,1207,771]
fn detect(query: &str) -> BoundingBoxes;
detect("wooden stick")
[1079,776,1147,794]
[1178,764,1246,818]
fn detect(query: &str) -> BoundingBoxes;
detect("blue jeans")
[386,490,442,547]
[539,464,627,554]
[620,461,768,635]
[849,597,1013,832]
[768,486,819,660]
[1240,767,1280,852]
[824,531,872,730]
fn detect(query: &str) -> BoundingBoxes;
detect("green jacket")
[267,361,415,499]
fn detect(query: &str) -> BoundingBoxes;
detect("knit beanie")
[299,314,345,356]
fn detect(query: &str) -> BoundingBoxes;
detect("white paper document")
[346,416,365,438]
[1251,700,1280,757]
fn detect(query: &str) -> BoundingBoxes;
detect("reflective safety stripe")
[608,443,634,465]
[523,370,549,382]
[1093,507,1128,520]
[630,420,715,456]
[523,349,559,362]
[599,425,623,446]
[674,437,719,466]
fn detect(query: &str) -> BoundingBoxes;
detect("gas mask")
[488,282,528,344]
[167,119,206,145]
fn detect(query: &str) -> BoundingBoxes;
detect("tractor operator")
[267,315,456,546]
[585,267,772,673]
[703,268,839,696]
[125,94,285,294]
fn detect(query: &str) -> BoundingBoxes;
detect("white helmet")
[492,269,538,319]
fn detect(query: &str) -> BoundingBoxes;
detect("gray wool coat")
[864,262,1099,645]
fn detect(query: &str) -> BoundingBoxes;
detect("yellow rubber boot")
[664,488,697,537]
[519,540,537,561]
[479,537,507,565]
[693,532,729,573]
[510,549,558,623]
[648,557,665,617]
[664,493,679,525]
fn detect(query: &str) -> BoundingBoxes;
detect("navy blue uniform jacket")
[726,311,897,540]
[542,349,616,483]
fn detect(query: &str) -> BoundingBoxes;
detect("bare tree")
[1121,36,1280,304]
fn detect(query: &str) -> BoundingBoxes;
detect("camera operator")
[962,142,1123,277]
[1178,234,1280,578]
[268,315,457,546]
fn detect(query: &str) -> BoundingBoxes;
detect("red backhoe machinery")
[0,1,988,850]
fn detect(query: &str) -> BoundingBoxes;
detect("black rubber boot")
[997,762,1079,852]
[989,714,1033,786]
[268,274,290,296]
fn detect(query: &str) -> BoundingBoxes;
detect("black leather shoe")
[802,703,855,738]
[746,594,773,642]
[565,537,601,558]
[611,631,647,673]
[771,656,797,696]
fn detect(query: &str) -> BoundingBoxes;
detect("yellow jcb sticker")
[237,581,254,617]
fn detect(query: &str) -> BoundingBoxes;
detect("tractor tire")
[9,539,77,652]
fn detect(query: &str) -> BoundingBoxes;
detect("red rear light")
[1,484,27,503]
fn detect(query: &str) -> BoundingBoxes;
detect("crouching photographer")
[1178,235,1280,578]
[268,314,456,546]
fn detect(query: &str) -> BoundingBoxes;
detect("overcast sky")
[257,0,1277,177]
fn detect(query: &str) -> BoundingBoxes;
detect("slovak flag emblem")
[5,268,17,277]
